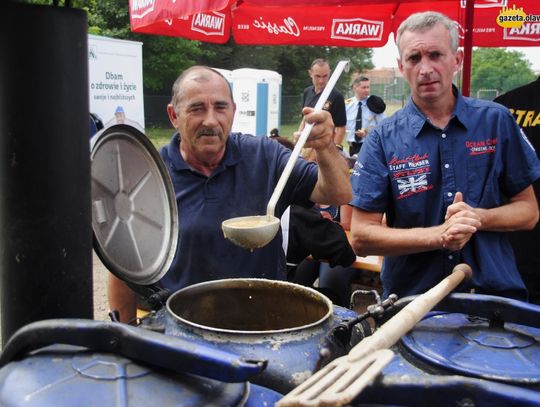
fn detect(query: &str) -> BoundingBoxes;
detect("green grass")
[146,127,173,150]
[279,123,300,138]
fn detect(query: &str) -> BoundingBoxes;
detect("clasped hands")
[441,192,482,252]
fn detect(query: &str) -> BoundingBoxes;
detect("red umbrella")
[129,0,540,95]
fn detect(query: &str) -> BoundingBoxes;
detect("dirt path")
[93,251,111,321]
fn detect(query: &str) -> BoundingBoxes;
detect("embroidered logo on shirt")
[397,175,428,194]
[465,138,497,155]
[389,153,433,199]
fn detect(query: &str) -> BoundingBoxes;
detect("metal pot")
[140,278,361,394]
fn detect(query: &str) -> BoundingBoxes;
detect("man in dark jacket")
[302,58,347,147]
[494,77,540,304]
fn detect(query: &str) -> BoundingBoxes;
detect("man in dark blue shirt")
[109,66,352,323]
[349,11,540,301]
[302,58,347,147]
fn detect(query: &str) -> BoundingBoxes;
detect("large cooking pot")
[351,293,540,406]
[0,319,282,406]
[140,278,363,394]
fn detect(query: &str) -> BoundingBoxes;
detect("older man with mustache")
[349,11,540,302]
[108,66,352,323]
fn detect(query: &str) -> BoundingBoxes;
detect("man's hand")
[294,107,335,151]
[320,210,333,220]
[354,128,367,139]
[441,192,481,251]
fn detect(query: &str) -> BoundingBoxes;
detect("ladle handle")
[266,59,350,217]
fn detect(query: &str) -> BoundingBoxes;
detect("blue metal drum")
[141,278,362,394]
[353,293,540,406]
[0,319,282,407]
[0,347,282,407]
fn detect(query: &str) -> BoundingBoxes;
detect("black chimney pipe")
[0,2,93,345]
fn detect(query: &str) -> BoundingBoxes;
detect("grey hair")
[170,66,233,113]
[396,11,459,56]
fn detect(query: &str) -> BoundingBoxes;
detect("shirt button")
[448,255,454,260]
[447,192,453,197]
[444,163,450,169]
[441,133,447,139]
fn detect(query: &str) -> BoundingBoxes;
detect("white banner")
[88,34,145,130]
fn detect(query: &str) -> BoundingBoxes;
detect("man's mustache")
[197,128,221,138]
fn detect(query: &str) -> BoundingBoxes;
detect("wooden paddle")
[277,263,473,407]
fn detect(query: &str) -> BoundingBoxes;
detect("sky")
[372,36,540,71]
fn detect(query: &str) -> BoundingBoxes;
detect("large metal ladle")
[222,60,350,250]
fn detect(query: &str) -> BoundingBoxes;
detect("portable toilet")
[231,68,268,137]
[259,70,282,135]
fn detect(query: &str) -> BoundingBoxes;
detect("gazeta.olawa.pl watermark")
[496,4,540,28]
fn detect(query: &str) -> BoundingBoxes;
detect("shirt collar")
[167,132,242,173]
[451,86,469,130]
[406,85,467,138]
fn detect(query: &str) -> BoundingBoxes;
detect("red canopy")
[130,0,539,46]
[129,0,540,95]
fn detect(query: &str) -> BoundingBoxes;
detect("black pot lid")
[401,312,540,383]
[90,124,178,286]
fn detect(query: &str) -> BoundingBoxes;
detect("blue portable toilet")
[260,69,282,135]
[231,68,281,137]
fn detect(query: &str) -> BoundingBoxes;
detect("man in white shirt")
[345,76,387,157]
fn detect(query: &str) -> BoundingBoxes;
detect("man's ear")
[454,49,464,72]
[166,104,177,127]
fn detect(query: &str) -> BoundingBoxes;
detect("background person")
[349,11,540,301]
[345,76,387,157]
[286,146,358,306]
[108,66,352,323]
[302,58,347,147]
[494,77,540,304]
[268,127,295,150]
[271,134,356,303]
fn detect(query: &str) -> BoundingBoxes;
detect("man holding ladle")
[108,65,351,323]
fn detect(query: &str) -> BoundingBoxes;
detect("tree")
[86,0,374,97]
[196,43,374,123]
[471,48,535,99]
[26,1,374,100]
[87,0,205,93]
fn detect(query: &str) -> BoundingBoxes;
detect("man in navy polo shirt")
[349,11,540,301]
[302,58,347,147]
[109,66,352,323]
